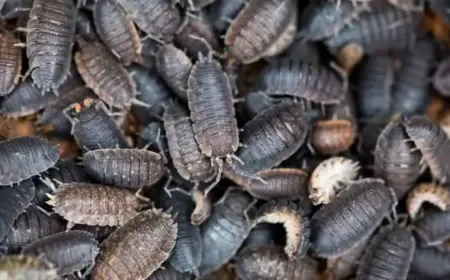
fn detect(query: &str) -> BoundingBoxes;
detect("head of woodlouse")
[64,98,100,119]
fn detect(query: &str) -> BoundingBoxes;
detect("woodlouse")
[224,0,298,64]
[26,0,77,93]
[254,200,310,259]
[414,209,450,247]
[406,183,450,219]
[21,230,99,276]
[311,178,396,258]
[254,58,346,104]
[83,148,166,190]
[309,157,360,205]
[0,255,57,280]
[0,30,21,96]
[187,53,239,159]
[115,0,181,42]
[374,118,423,198]
[92,208,177,280]
[403,115,450,184]
[75,40,137,108]
[46,182,143,227]
[93,0,141,66]
[164,102,215,186]
[0,136,59,185]
[234,245,319,280]
[311,119,357,155]
[63,98,129,151]
[1,206,66,254]
[356,226,416,280]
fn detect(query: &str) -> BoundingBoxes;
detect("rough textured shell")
[26,0,77,92]
[0,180,35,241]
[374,120,422,198]
[254,200,310,259]
[225,0,297,64]
[115,0,181,42]
[231,103,308,175]
[311,119,356,155]
[0,255,57,280]
[356,226,416,280]
[414,210,450,247]
[21,230,99,276]
[255,58,345,104]
[199,189,252,275]
[2,206,66,254]
[75,41,136,108]
[0,30,21,96]
[403,116,450,184]
[92,208,177,280]
[83,149,165,189]
[311,178,395,258]
[164,103,214,183]
[94,0,141,66]
[234,245,319,280]
[0,136,59,185]
[187,55,238,157]
[47,183,141,226]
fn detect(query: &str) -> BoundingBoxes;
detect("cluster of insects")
[0,0,449,279]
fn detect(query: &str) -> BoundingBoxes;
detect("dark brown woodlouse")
[224,0,298,64]
[93,0,141,66]
[311,178,396,258]
[1,206,66,254]
[254,200,310,259]
[63,98,129,151]
[92,208,177,280]
[0,254,57,280]
[82,148,166,190]
[311,119,356,155]
[234,245,319,280]
[403,115,450,184]
[115,0,181,42]
[374,118,423,198]
[254,58,346,104]
[75,40,137,108]
[46,182,143,227]
[0,136,59,185]
[0,30,21,96]
[26,0,77,93]
[21,230,99,276]
[187,53,239,159]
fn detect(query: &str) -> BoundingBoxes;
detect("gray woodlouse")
[0,255,57,280]
[254,200,310,259]
[0,136,59,185]
[229,103,309,176]
[325,4,420,55]
[403,115,450,184]
[0,180,35,241]
[311,178,396,258]
[83,148,166,190]
[410,245,450,279]
[254,58,346,104]
[63,98,129,151]
[92,208,177,280]
[187,53,239,159]
[115,0,181,42]
[0,30,22,96]
[164,102,215,186]
[406,183,450,219]
[161,191,202,275]
[413,209,450,247]
[46,182,143,227]
[199,188,253,276]
[75,40,137,108]
[21,230,99,276]
[309,157,360,205]
[155,44,192,102]
[93,0,141,66]
[26,0,77,93]
[234,245,319,280]
[356,226,416,280]
[224,0,298,64]
[311,119,357,155]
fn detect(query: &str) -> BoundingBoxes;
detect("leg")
[205,159,222,195]
[135,187,150,203]
[162,168,173,198]
[188,34,224,60]
[243,198,258,225]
